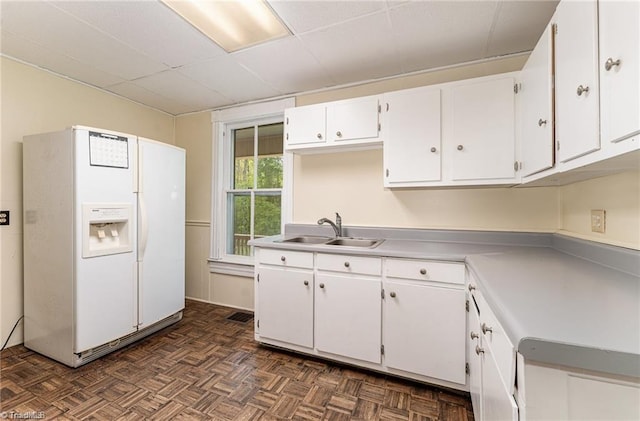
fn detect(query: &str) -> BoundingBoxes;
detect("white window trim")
[209,98,294,276]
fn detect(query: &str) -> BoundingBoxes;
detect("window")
[210,98,294,275]
[227,122,283,257]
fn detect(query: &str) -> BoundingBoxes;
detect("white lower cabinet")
[315,272,382,364]
[256,249,314,348]
[383,280,466,384]
[383,258,466,385]
[257,266,314,348]
[255,248,469,390]
[468,275,518,421]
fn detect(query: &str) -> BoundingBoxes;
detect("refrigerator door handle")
[138,192,149,261]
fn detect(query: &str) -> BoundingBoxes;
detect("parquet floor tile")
[0,299,473,420]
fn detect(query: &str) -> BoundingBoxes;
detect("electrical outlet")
[591,209,606,233]
[0,210,9,226]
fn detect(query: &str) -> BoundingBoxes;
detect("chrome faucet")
[318,212,342,238]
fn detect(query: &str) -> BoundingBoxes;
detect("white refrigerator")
[23,126,185,367]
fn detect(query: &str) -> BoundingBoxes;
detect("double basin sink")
[278,235,384,249]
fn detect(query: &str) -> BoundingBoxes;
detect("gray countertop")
[251,227,640,377]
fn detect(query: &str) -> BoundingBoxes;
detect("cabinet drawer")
[385,258,465,284]
[316,253,381,276]
[474,289,516,393]
[258,248,313,269]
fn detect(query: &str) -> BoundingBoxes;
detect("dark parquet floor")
[0,299,473,420]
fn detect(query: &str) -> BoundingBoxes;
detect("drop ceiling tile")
[1,30,125,88]
[1,1,167,80]
[233,36,334,94]
[106,81,192,115]
[486,1,559,57]
[389,1,498,73]
[178,56,282,104]
[298,11,402,85]
[267,0,386,33]
[52,1,226,68]
[129,70,232,112]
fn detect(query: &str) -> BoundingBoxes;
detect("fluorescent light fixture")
[161,0,290,52]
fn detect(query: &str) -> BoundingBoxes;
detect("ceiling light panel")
[161,0,291,52]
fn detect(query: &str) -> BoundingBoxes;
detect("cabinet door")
[599,0,640,144]
[383,87,442,185]
[315,273,381,363]
[482,342,518,421]
[450,77,516,181]
[554,0,600,162]
[468,296,483,420]
[520,24,554,177]
[327,96,380,143]
[258,266,314,348]
[284,105,326,146]
[384,281,466,384]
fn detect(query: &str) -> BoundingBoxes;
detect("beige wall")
[0,57,175,347]
[558,170,640,249]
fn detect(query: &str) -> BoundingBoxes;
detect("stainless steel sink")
[324,238,384,248]
[279,235,332,244]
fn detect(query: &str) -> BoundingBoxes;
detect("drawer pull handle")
[470,332,480,340]
[468,284,476,292]
[319,283,325,289]
[475,345,484,355]
[317,133,323,139]
[303,280,309,286]
[344,261,350,268]
[419,268,427,275]
[457,144,464,151]
[280,256,286,262]
[538,118,547,127]
[336,131,342,138]
[430,147,437,153]
[481,323,493,334]
[389,292,397,298]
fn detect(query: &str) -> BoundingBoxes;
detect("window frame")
[209,98,294,276]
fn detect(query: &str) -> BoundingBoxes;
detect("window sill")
[208,259,254,278]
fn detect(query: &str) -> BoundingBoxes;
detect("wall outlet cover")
[590,209,606,233]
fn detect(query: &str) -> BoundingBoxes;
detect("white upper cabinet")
[520,23,555,177]
[449,76,517,181]
[599,0,640,145]
[284,95,381,152]
[382,86,442,186]
[327,96,380,143]
[554,0,600,163]
[284,104,326,147]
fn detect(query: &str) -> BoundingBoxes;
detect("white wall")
[0,57,175,348]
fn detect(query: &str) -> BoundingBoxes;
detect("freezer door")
[137,138,186,328]
[74,128,138,352]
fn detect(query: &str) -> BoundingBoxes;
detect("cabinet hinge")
[378,123,381,132]
[514,161,521,172]
[465,362,470,375]
[378,104,382,113]
[556,140,560,151]
[257,274,260,282]
[386,103,389,112]
[286,133,289,140]
[514,83,521,94]
[385,169,389,177]
[286,117,289,125]
[381,289,385,299]
[381,344,385,355]
[466,300,469,312]
[552,23,558,35]
[257,320,260,328]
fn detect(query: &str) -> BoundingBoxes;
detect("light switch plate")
[591,209,606,233]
